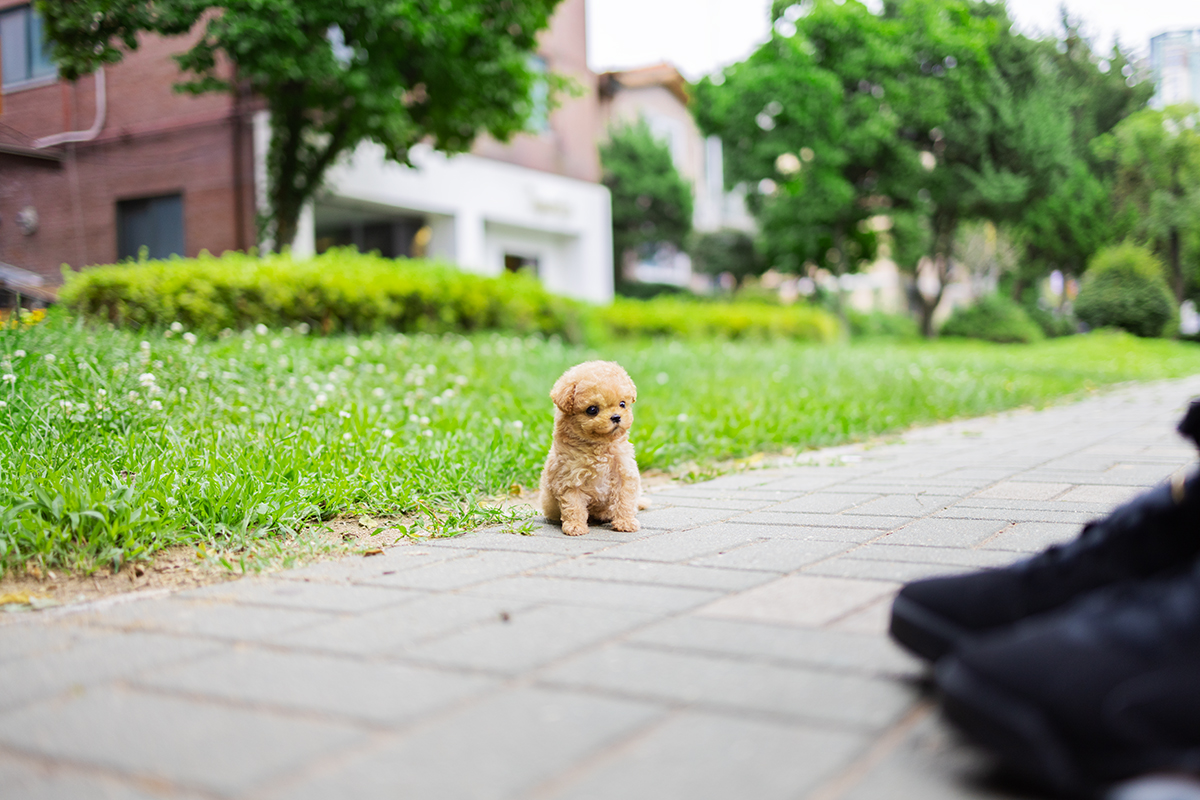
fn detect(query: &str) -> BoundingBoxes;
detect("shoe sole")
[937,658,1093,799]
[889,594,970,662]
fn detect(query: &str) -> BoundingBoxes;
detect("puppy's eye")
[619,401,626,409]
[586,405,600,416]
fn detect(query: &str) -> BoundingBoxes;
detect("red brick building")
[0,0,612,304]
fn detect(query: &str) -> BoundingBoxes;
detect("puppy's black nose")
[610,414,621,424]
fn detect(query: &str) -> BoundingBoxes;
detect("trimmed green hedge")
[940,294,1045,344]
[594,296,841,342]
[1075,243,1175,338]
[60,250,843,343]
[60,249,584,340]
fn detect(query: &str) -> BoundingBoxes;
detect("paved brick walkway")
[5,376,1200,800]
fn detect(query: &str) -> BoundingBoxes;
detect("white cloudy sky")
[587,0,1200,80]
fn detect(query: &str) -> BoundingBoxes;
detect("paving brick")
[696,574,899,628]
[180,578,418,614]
[826,595,894,635]
[801,557,961,584]
[0,689,363,797]
[1056,484,1142,505]
[274,687,664,800]
[0,631,222,714]
[880,518,1010,547]
[404,605,657,674]
[739,511,912,530]
[641,493,781,511]
[463,575,721,613]
[848,543,1019,569]
[540,645,915,731]
[276,546,469,582]
[0,752,196,800]
[635,506,742,529]
[625,616,921,679]
[83,598,337,642]
[589,526,765,563]
[688,538,851,572]
[770,493,882,513]
[533,557,778,591]
[355,550,564,591]
[973,481,1072,501]
[849,494,960,517]
[422,531,619,555]
[978,522,1080,553]
[935,506,1094,525]
[542,710,868,800]
[138,647,497,725]
[0,624,95,665]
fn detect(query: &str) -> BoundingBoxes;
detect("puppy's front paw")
[611,517,640,533]
[562,520,589,536]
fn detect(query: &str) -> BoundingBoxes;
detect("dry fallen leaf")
[363,548,384,557]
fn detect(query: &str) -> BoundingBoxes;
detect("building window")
[504,253,539,274]
[0,5,56,90]
[526,56,550,134]
[117,194,185,261]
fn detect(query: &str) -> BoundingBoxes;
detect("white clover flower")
[383,428,395,438]
[183,332,198,346]
[431,396,442,406]
[271,338,282,349]
[323,382,334,393]
[308,403,318,412]
[197,370,208,380]
[170,321,184,333]
[677,413,689,423]
[422,429,433,438]
[164,330,174,338]
[656,372,669,385]
[128,391,140,402]
[97,388,107,397]
[149,400,163,411]
[315,392,328,405]
[381,402,392,413]
[178,387,188,397]
[492,417,501,426]
[13,350,25,358]
[44,353,56,363]
[455,375,468,386]
[255,323,269,336]
[343,356,355,367]
[512,420,524,430]
[1,373,16,384]
[372,387,385,399]
[342,432,352,442]
[409,414,419,423]
[375,364,386,374]
[0,400,7,408]
[419,415,430,426]
[60,400,73,412]
[140,341,151,351]
[296,322,311,335]
[338,409,351,419]
[139,373,156,386]
[347,345,361,357]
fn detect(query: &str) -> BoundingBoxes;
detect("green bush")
[60,249,585,340]
[846,310,921,339]
[615,281,689,300]
[1075,243,1175,338]
[940,294,1045,344]
[594,296,841,342]
[1024,303,1078,338]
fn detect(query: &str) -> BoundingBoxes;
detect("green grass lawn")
[4,312,1200,575]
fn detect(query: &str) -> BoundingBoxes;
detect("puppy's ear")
[627,377,637,404]
[550,375,576,412]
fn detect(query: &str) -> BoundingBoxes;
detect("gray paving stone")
[273,687,664,800]
[979,522,1081,553]
[692,521,893,544]
[625,616,922,678]
[635,505,742,529]
[404,604,657,674]
[850,494,961,516]
[935,506,1095,525]
[688,538,852,572]
[0,631,223,714]
[422,530,620,555]
[739,510,912,530]
[539,645,915,731]
[849,543,1021,569]
[0,624,97,664]
[0,689,363,797]
[180,578,419,613]
[463,575,720,613]
[268,592,537,656]
[640,494,781,511]
[770,493,882,513]
[533,556,778,591]
[588,526,765,562]
[0,752,199,800]
[354,549,565,590]
[801,556,965,584]
[82,598,337,641]
[138,647,497,725]
[543,710,868,800]
[276,545,468,582]
[880,518,1011,547]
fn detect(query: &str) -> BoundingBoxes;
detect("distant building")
[1150,28,1200,108]
[598,62,752,287]
[0,0,615,304]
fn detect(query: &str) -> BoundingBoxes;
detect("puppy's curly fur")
[539,361,647,536]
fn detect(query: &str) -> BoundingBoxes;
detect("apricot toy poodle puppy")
[539,360,648,536]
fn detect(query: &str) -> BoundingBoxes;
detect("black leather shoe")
[936,564,1200,798]
[889,401,1200,662]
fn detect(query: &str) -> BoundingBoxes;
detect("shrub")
[688,228,763,283]
[846,310,921,339]
[615,281,689,300]
[940,294,1045,344]
[60,249,585,340]
[593,296,841,342]
[1075,243,1175,338]
[1024,303,1078,338]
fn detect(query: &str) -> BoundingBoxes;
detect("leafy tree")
[600,120,693,286]
[688,228,762,283]
[1094,105,1200,302]
[37,0,564,250]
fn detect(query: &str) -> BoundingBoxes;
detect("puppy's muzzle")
[610,414,622,424]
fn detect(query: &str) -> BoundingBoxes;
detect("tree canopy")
[37,0,565,249]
